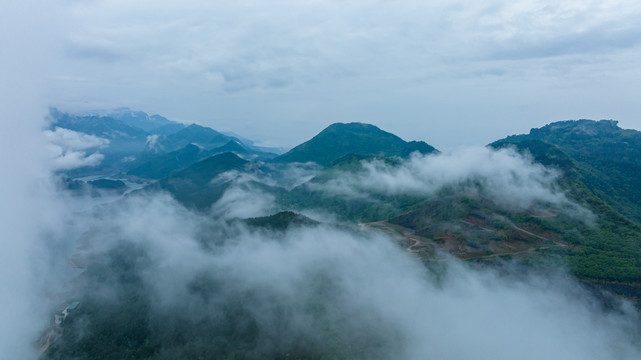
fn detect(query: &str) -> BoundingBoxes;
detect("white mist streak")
[318,147,591,215]
[56,193,641,359]
[0,1,65,358]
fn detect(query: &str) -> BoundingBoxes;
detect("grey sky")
[46,0,641,149]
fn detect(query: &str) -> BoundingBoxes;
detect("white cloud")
[49,148,105,171]
[315,146,590,216]
[47,0,641,148]
[48,191,641,359]
[3,1,639,357]
[44,128,108,171]
[0,0,65,357]
[45,126,109,150]
[145,134,160,151]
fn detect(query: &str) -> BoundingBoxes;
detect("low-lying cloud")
[45,127,110,150]
[315,147,590,217]
[42,191,640,359]
[45,127,109,170]
[3,122,639,358]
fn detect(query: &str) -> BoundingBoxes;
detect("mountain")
[209,139,249,155]
[50,110,153,175]
[273,120,641,288]
[58,114,641,295]
[153,152,250,209]
[128,140,277,180]
[51,108,186,140]
[221,131,288,155]
[106,108,185,134]
[281,154,424,221]
[51,108,281,179]
[153,124,232,152]
[274,122,437,166]
[492,119,641,223]
[51,112,149,143]
[209,140,279,161]
[127,144,208,180]
[44,117,641,360]
[243,211,319,230]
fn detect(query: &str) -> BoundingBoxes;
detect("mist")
[0,1,67,358]
[312,147,593,220]
[2,112,635,359]
[1,1,639,358]
[45,127,109,170]
[42,190,640,359]
[2,120,639,358]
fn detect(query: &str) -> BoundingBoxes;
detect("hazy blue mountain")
[51,111,149,143]
[209,139,279,160]
[149,122,186,136]
[209,139,248,155]
[221,131,288,155]
[274,122,437,166]
[127,144,208,180]
[50,110,151,175]
[153,152,250,209]
[50,109,278,178]
[106,109,184,134]
[129,140,278,180]
[154,124,232,152]
[52,108,186,138]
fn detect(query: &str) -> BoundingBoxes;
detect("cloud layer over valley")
[42,191,640,359]
[2,1,640,358]
[302,147,593,222]
[0,118,638,358]
[45,127,109,170]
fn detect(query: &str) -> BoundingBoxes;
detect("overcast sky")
[35,0,641,148]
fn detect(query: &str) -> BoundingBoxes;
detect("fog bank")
[43,192,640,359]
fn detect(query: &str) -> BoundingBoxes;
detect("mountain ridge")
[274,122,437,165]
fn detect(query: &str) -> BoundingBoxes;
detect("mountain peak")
[531,119,620,138]
[325,122,381,130]
[275,122,436,166]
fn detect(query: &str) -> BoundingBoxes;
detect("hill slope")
[155,124,232,152]
[127,144,208,180]
[492,119,641,223]
[274,122,437,166]
[153,152,250,209]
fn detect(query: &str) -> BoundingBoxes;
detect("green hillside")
[244,211,319,230]
[131,120,641,288]
[493,120,641,223]
[45,118,641,359]
[274,122,437,166]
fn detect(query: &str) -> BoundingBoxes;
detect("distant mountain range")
[51,110,641,297]
[131,118,641,288]
[46,113,641,359]
[49,108,281,178]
